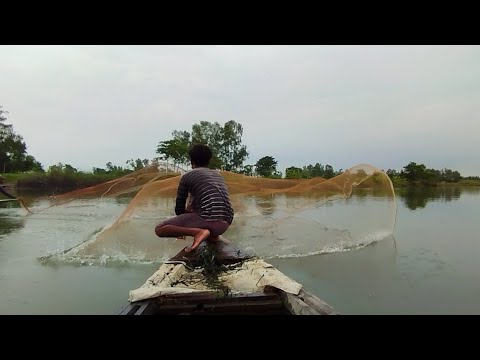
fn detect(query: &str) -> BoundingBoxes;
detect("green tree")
[23,155,44,172]
[156,130,191,170]
[285,166,303,179]
[218,120,248,172]
[0,126,27,172]
[156,139,189,170]
[92,167,107,174]
[286,162,338,179]
[301,166,311,179]
[401,162,427,182]
[156,140,174,165]
[64,164,78,173]
[440,168,461,182]
[48,163,65,174]
[170,130,191,167]
[423,168,440,185]
[105,162,129,174]
[0,106,8,125]
[126,158,152,171]
[0,106,43,173]
[324,164,335,179]
[158,120,249,171]
[239,164,254,176]
[191,121,223,168]
[386,169,398,178]
[191,121,222,147]
[272,170,283,179]
[399,162,457,185]
[255,156,277,177]
[311,163,325,178]
[192,120,249,170]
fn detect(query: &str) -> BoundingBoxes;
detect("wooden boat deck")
[118,240,339,315]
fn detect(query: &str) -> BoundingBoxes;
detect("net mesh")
[33,163,397,263]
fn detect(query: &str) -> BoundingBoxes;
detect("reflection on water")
[0,199,22,209]
[0,214,24,237]
[396,186,472,210]
[253,195,277,216]
[352,188,395,199]
[0,199,26,237]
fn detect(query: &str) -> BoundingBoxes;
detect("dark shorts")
[156,213,230,237]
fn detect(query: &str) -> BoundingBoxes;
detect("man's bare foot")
[185,229,210,253]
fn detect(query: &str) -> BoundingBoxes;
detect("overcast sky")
[1,45,479,176]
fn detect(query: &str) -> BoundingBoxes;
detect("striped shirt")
[175,167,234,224]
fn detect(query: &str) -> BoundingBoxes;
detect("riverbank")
[1,172,129,193]
[1,172,480,194]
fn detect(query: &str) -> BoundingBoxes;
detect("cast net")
[32,163,396,264]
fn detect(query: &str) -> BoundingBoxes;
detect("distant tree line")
[386,162,476,185]
[284,163,342,179]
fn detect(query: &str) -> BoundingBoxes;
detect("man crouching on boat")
[154,144,234,253]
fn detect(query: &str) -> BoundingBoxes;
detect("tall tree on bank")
[190,121,224,169]
[0,106,43,173]
[157,120,248,172]
[255,156,278,177]
[218,120,248,172]
[156,130,191,171]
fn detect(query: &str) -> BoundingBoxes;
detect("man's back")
[175,167,234,224]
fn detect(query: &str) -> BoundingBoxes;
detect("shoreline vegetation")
[2,165,479,194]
[390,178,480,187]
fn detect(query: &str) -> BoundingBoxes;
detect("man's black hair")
[189,144,213,167]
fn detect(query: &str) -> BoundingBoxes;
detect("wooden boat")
[119,240,339,315]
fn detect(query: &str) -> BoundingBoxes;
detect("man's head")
[189,144,212,168]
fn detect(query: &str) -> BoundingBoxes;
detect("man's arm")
[175,174,189,215]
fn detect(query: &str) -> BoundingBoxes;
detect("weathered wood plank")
[157,291,279,305]
[202,299,283,309]
[156,264,185,287]
[155,303,199,312]
[299,289,339,315]
[156,298,282,311]
[281,288,339,315]
[161,290,273,300]
[143,263,175,286]
[253,263,303,295]
[283,292,321,315]
[153,298,285,315]
[119,301,153,315]
[134,302,152,315]
[118,303,141,315]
